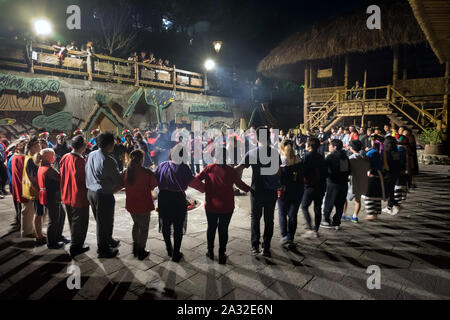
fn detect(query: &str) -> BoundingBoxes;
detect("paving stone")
[177,272,234,300]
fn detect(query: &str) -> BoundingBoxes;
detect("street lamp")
[213,41,223,53]
[204,59,216,71]
[33,18,53,36]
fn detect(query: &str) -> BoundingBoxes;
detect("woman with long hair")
[278,139,303,247]
[123,149,158,260]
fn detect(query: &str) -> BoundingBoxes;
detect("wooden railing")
[0,38,205,93]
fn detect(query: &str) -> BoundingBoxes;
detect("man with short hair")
[85,132,123,258]
[301,137,327,238]
[236,127,281,257]
[60,135,90,257]
[384,124,392,137]
[321,139,351,230]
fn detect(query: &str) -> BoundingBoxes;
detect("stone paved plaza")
[0,166,449,300]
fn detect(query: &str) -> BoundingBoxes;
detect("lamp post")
[30,18,53,73]
[204,59,216,96]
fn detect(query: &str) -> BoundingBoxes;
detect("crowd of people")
[0,121,420,265]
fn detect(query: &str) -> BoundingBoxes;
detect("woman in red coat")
[123,149,158,260]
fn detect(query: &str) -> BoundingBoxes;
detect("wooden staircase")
[307,85,445,133]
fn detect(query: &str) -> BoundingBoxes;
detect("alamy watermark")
[366,265,381,290]
[366,5,381,30]
[66,5,81,30]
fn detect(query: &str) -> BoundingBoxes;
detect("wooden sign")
[177,75,189,85]
[115,64,132,76]
[317,68,332,78]
[157,70,171,82]
[62,57,84,69]
[94,61,114,74]
[141,69,155,80]
[37,52,60,66]
[190,78,203,87]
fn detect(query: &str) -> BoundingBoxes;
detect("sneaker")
[320,221,333,229]
[392,206,400,215]
[172,252,184,263]
[335,225,341,231]
[280,236,289,246]
[98,248,119,259]
[251,247,260,256]
[302,230,316,238]
[36,237,47,246]
[59,236,71,244]
[341,215,349,222]
[0,194,4,199]
[47,242,64,249]
[382,207,393,215]
[287,242,297,250]
[70,246,90,258]
[350,216,359,223]
[218,254,227,265]
[138,249,150,261]
[262,250,272,258]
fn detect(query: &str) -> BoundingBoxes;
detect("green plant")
[420,128,442,145]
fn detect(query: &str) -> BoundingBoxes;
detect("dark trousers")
[65,205,89,250]
[301,186,325,232]
[206,211,232,254]
[14,200,22,224]
[0,163,7,193]
[386,173,400,208]
[158,190,187,256]
[278,195,302,241]
[250,190,277,250]
[131,212,150,250]
[190,160,200,175]
[323,182,348,226]
[87,190,115,252]
[46,198,66,246]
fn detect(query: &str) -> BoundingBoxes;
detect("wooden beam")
[304,65,309,130]
[344,54,349,89]
[393,45,399,86]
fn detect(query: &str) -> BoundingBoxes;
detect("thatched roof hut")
[258,1,426,77]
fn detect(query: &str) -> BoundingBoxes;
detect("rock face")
[417,150,450,165]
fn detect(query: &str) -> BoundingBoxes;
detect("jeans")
[250,190,277,251]
[277,195,302,241]
[131,212,150,250]
[301,185,325,232]
[65,205,89,251]
[158,190,187,256]
[206,211,232,254]
[87,190,115,252]
[323,181,348,226]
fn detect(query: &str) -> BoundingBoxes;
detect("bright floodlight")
[213,41,223,53]
[33,19,52,36]
[204,59,216,71]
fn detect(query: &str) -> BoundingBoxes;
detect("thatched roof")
[258,1,426,75]
[408,0,450,63]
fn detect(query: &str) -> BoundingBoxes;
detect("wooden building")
[258,1,449,140]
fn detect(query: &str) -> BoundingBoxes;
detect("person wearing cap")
[60,135,90,257]
[54,133,71,169]
[121,129,131,144]
[89,129,101,147]
[39,132,54,148]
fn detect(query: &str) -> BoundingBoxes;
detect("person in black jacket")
[321,139,351,230]
[300,137,327,238]
[278,139,303,248]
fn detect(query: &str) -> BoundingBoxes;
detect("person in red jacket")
[11,138,32,236]
[38,148,66,249]
[59,135,90,257]
[122,149,158,260]
[196,147,250,264]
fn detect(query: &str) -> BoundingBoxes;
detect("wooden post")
[240,118,246,131]
[362,70,367,125]
[134,61,139,86]
[393,45,399,87]
[309,64,313,89]
[304,65,309,130]
[344,54,349,89]
[444,61,449,141]
[172,65,177,91]
[86,54,93,81]
[402,68,407,80]
[204,72,208,94]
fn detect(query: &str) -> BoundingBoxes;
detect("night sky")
[0,0,380,71]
